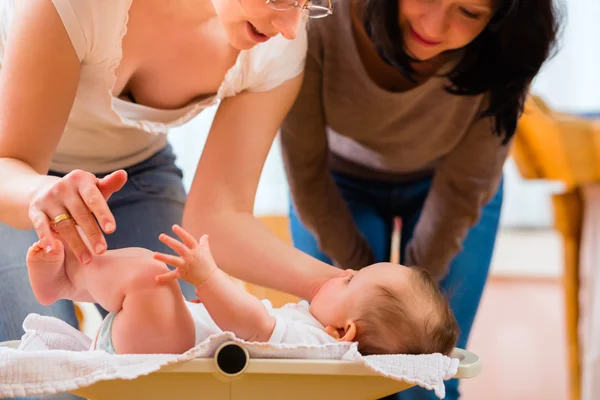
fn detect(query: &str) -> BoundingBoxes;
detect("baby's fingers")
[171,225,198,249]
[158,233,190,256]
[153,252,185,268]
[155,269,180,284]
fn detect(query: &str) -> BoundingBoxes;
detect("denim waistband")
[49,145,177,179]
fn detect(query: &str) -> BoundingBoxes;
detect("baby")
[26,224,459,356]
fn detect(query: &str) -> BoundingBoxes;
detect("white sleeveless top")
[0,0,307,173]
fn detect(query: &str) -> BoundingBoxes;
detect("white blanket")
[0,314,459,399]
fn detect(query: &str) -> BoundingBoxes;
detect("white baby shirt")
[185,300,337,346]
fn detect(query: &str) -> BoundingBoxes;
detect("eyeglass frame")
[265,0,333,18]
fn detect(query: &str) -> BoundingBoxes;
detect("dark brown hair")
[362,0,562,144]
[355,267,459,356]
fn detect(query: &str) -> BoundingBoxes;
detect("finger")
[172,225,198,249]
[155,270,180,283]
[97,170,127,201]
[196,235,216,264]
[30,241,42,252]
[29,208,59,254]
[50,210,92,264]
[189,298,202,304]
[78,181,116,235]
[153,252,185,268]
[158,233,190,256]
[65,193,107,254]
[199,234,208,247]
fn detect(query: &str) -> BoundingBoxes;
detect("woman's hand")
[28,169,127,263]
[153,225,218,287]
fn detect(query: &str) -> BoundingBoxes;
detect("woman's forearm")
[0,158,57,229]
[0,0,82,230]
[406,108,510,278]
[181,78,341,301]
[182,209,339,301]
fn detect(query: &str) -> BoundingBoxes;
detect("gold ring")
[52,213,73,225]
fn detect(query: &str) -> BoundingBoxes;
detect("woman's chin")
[229,37,256,51]
[225,29,258,51]
[404,41,445,61]
[406,47,436,62]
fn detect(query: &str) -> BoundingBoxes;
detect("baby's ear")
[325,322,356,342]
[339,321,356,342]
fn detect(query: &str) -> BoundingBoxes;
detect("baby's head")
[309,263,459,356]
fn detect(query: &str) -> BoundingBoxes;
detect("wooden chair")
[512,96,600,400]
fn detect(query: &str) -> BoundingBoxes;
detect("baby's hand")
[153,225,217,286]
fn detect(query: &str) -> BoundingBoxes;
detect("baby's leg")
[67,253,196,354]
[28,240,195,354]
[109,260,196,354]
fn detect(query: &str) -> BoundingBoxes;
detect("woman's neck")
[350,0,455,90]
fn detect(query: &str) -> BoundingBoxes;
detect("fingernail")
[105,222,114,232]
[46,245,53,253]
[95,243,106,254]
[81,253,91,264]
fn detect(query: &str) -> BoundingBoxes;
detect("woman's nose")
[420,5,448,39]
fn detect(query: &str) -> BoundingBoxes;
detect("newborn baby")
[26,224,458,356]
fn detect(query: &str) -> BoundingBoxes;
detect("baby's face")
[309,263,411,328]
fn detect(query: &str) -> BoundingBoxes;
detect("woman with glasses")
[281,0,560,399]
[0,0,340,391]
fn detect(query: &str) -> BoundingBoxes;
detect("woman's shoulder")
[51,0,131,25]
[0,0,129,63]
[50,0,132,63]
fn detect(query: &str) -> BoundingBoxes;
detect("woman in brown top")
[281,0,559,398]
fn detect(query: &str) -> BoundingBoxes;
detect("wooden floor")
[460,277,568,400]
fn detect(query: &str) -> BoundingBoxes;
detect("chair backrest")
[512,96,600,188]
[513,96,594,400]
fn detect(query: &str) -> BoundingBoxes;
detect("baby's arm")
[154,225,276,342]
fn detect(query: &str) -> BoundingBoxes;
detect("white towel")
[0,314,459,399]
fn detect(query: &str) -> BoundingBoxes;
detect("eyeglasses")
[265,0,333,18]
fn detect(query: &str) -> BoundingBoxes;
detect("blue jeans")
[0,145,196,399]
[289,171,503,400]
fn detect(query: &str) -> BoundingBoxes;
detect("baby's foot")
[26,241,72,305]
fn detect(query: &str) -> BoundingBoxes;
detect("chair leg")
[553,190,583,400]
[74,303,85,329]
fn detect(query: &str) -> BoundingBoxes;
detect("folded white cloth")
[0,314,459,399]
